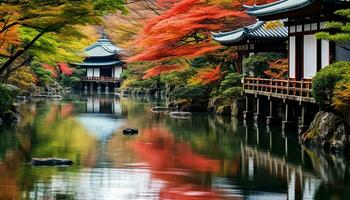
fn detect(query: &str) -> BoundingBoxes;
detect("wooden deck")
[243,77,315,103]
[80,76,120,83]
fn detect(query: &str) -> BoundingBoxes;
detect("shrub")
[170,85,209,101]
[222,87,243,99]
[0,84,13,112]
[242,55,269,77]
[219,72,242,92]
[312,61,350,109]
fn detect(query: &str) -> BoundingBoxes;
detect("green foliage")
[30,61,54,86]
[0,84,13,112]
[242,55,269,77]
[120,70,133,80]
[219,72,242,92]
[132,78,156,88]
[222,87,243,99]
[160,68,196,86]
[316,9,350,42]
[170,85,209,101]
[312,61,350,109]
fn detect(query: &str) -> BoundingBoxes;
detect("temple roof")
[76,60,123,67]
[244,0,350,17]
[85,34,122,57]
[212,20,287,45]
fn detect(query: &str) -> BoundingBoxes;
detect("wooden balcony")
[243,77,315,103]
[80,76,120,83]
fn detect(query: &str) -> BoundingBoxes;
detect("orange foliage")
[0,25,21,57]
[127,0,249,63]
[189,65,222,85]
[143,64,184,79]
[264,58,288,79]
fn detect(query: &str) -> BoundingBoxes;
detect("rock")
[151,106,175,113]
[169,111,192,119]
[231,98,244,117]
[300,111,348,153]
[216,105,231,115]
[123,128,138,135]
[207,97,231,115]
[30,158,73,166]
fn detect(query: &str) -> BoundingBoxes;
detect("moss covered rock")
[300,111,348,153]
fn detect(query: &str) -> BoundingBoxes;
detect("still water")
[0,96,349,200]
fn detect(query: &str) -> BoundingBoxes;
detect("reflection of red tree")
[60,103,74,118]
[45,103,74,124]
[131,127,222,200]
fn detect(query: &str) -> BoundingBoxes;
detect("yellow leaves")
[264,20,284,29]
[333,82,350,113]
[8,67,37,90]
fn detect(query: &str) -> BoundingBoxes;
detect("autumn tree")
[126,0,276,78]
[0,0,126,82]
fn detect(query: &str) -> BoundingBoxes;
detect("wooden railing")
[243,77,313,98]
[80,76,120,82]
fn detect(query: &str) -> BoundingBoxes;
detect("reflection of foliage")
[166,115,242,161]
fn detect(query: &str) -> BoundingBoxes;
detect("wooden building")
[75,34,124,94]
[245,0,350,80]
[212,20,288,74]
[241,0,350,132]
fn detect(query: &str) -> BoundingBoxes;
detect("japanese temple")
[212,20,288,74]
[75,34,124,94]
[237,0,350,132]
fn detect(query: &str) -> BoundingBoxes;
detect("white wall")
[93,68,100,77]
[303,34,317,78]
[289,36,296,78]
[321,40,329,68]
[87,68,93,77]
[114,66,123,78]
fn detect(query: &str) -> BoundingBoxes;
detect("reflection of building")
[85,97,121,115]
[75,33,124,94]
[212,20,287,74]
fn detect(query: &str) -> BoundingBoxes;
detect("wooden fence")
[243,77,313,98]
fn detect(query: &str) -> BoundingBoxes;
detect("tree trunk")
[0,31,45,75]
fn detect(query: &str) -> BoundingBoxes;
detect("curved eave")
[245,0,314,17]
[73,61,123,67]
[212,21,287,45]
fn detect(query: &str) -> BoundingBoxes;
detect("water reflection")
[0,96,349,199]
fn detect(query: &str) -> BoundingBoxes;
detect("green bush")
[222,87,243,98]
[312,61,350,109]
[242,55,269,77]
[132,78,156,88]
[0,84,13,112]
[170,85,209,100]
[219,72,242,92]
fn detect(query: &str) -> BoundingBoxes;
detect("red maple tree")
[43,62,74,78]
[127,0,276,78]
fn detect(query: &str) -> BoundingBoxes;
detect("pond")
[0,96,349,200]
